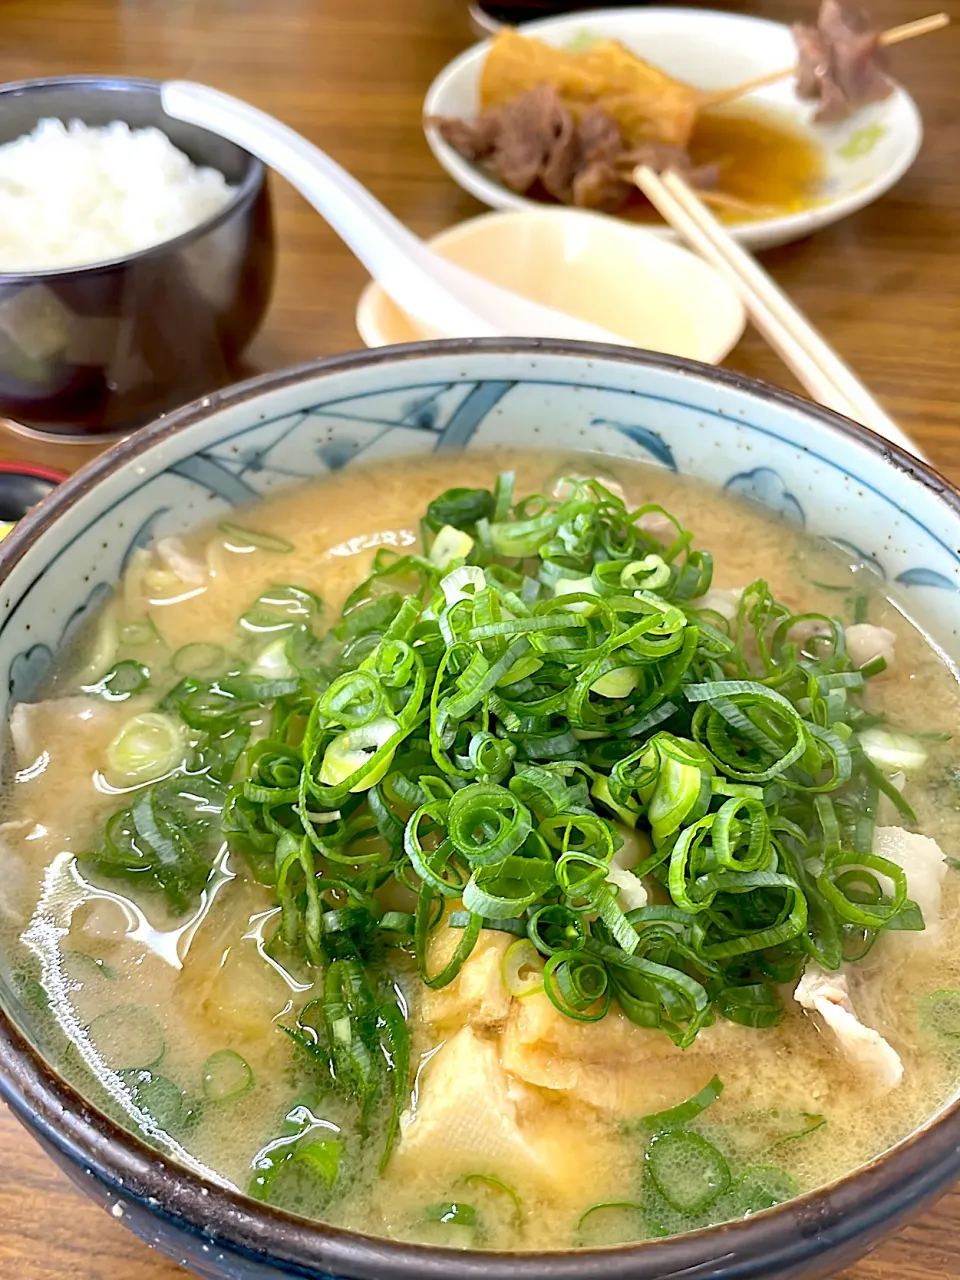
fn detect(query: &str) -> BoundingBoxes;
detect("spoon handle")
[161,80,498,338]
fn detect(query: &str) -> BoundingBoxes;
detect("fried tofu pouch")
[479,29,701,149]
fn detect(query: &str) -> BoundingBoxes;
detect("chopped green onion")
[622,555,671,592]
[240,584,322,635]
[318,716,399,791]
[576,1200,644,1241]
[447,783,532,865]
[440,565,485,607]
[121,619,161,647]
[859,728,928,774]
[543,951,611,1022]
[106,712,186,785]
[590,666,640,698]
[87,1005,164,1071]
[219,522,294,553]
[920,989,960,1039]
[294,1139,341,1185]
[124,1069,186,1130]
[202,1050,254,1102]
[430,525,475,568]
[642,1076,724,1132]
[450,910,525,937]
[79,469,927,1164]
[63,950,115,985]
[492,472,515,522]
[859,655,888,678]
[77,599,120,683]
[249,638,296,681]
[501,938,545,997]
[737,1166,799,1214]
[425,487,492,533]
[424,1201,478,1227]
[717,984,782,1028]
[173,642,228,677]
[460,1173,522,1223]
[554,576,599,614]
[646,1130,731,1214]
[85,659,150,701]
[861,755,918,824]
[769,1113,826,1149]
[463,854,554,917]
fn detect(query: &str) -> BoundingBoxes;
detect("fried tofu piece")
[501,991,714,1116]
[395,1026,600,1194]
[418,926,513,1032]
[480,29,701,150]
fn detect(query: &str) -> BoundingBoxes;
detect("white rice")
[0,119,237,273]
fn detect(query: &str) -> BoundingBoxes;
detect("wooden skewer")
[697,189,779,218]
[701,12,949,108]
[613,163,778,218]
[631,163,921,458]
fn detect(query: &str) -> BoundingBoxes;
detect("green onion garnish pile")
[81,473,925,1166]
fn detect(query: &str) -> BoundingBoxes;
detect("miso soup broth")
[4,450,960,1252]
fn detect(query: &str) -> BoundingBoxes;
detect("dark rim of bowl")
[0,75,266,283]
[0,338,958,1280]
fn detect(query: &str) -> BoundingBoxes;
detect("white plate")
[355,207,746,362]
[422,6,923,251]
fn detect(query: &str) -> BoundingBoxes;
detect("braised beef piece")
[569,107,632,212]
[570,160,630,213]
[578,106,623,165]
[434,114,500,162]
[430,88,713,215]
[493,84,571,191]
[793,0,894,123]
[432,86,575,195]
[536,94,581,201]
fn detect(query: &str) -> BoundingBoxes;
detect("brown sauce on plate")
[526,102,826,225]
[685,103,826,222]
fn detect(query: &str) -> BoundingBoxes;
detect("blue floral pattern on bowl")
[724,466,805,525]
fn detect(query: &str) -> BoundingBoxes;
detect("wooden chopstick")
[702,12,949,108]
[631,165,920,458]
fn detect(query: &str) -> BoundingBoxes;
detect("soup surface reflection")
[3,450,960,1251]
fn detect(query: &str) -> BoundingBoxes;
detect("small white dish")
[423,6,924,251]
[355,206,746,363]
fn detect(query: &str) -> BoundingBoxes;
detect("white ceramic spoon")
[161,81,629,346]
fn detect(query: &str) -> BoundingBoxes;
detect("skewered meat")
[793,0,895,123]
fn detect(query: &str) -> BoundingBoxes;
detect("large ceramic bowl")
[0,76,275,438]
[0,340,959,1280]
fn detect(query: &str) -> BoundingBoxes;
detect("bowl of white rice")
[0,76,275,437]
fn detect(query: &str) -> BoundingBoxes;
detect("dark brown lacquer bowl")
[0,76,275,437]
[1,341,960,1279]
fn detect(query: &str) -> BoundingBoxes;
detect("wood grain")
[0,0,959,1274]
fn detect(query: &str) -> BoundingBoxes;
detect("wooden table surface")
[0,0,959,1275]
